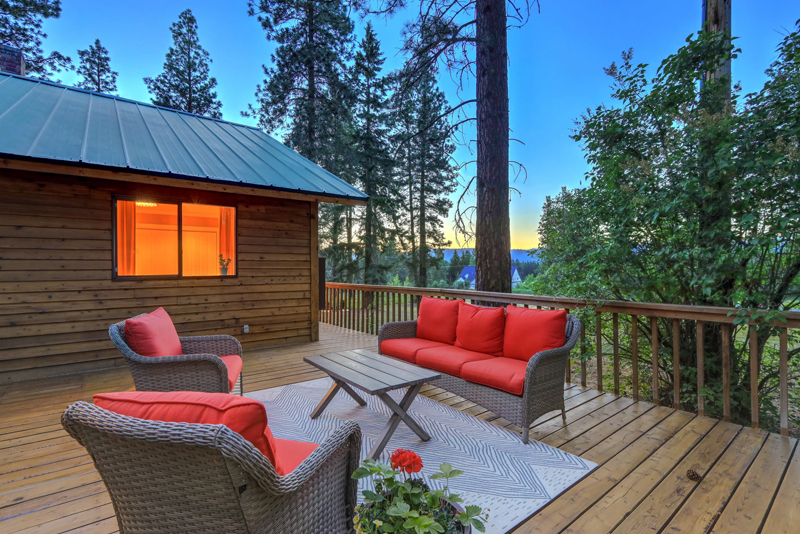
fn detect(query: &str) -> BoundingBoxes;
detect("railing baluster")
[613,313,620,396]
[596,312,603,392]
[722,323,731,422]
[651,317,659,405]
[750,326,759,430]
[580,321,587,388]
[403,293,408,321]
[780,328,789,435]
[696,320,705,417]
[673,318,680,410]
[632,315,639,402]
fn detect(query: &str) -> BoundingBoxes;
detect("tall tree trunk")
[474,0,511,293]
[419,159,428,287]
[703,0,732,101]
[305,5,317,161]
[408,164,417,286]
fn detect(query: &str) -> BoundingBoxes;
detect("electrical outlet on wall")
[243,325,249,334]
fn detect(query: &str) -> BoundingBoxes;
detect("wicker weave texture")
[62,401,361,534]
[109,315,243,394]
[377,315,580,442]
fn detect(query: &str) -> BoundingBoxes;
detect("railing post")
[631,315,639,402]
[580,321,587,388]
[722,323,731,422]
[596,312,603,392]
[651,316,660,405]
[696,320,705,416]
[673,318,680,410]
[750,326,759,430]
[613,313,619,396]
[780,328,789,435]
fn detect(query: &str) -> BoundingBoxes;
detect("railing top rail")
[324,282,800,328]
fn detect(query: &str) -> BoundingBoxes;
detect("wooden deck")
[0,323,797,534]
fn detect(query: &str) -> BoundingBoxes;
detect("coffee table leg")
[311,380,367,419]
[368,384,427,460]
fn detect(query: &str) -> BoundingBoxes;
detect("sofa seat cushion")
[416,296,463,344]
[454,303,506,356]
[219,354,243,391]
[461,357,528,396]
[274,439,319,476]
[416,345,494,377]
[124,307,183,357]
[380,338,450,363]
[93,391,285,472]
[504,306,567,361]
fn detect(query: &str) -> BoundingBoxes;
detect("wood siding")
[0,168,317,382]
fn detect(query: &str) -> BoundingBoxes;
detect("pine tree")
[144,9,222,119]
[391,64,457,287]
[76,39,117,93]
[245,0,354,163]
[352,24,398,284]
[0,0,71,78]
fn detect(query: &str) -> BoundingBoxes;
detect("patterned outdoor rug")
[248,378,596,534]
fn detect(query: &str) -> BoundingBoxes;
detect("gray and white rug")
[248,378,596,534]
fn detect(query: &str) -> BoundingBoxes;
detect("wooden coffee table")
[303,349,441,460]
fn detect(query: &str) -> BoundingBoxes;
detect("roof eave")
[0,154,369,206]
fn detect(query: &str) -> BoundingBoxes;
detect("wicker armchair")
[109,315,244,394]
[62,401,361,534]
[378,314,581,443]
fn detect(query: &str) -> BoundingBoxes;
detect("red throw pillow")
[416,296,462,345]
[124,307,182,357]
[503,306,567,361]
[93,391,280,471]
[454,303,505,356]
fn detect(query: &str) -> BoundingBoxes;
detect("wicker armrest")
[229,421,362,498]
[523,315,581,395]
[180,335,242,357]
[377,320,418,349]
[130,353,230,392]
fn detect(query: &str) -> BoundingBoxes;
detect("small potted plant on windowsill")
[219,254,232,276]
[352,449,488,534]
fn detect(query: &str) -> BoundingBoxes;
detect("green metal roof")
[0,73,367,202]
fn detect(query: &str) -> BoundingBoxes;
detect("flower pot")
[220,267,228,276]
[358,499,471,533]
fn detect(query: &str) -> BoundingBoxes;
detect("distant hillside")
[439,248,539,262]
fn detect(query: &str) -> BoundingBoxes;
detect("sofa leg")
[561,407,567,425]
[522,426,529,444]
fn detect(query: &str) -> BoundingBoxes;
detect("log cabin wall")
[0,168,317,383]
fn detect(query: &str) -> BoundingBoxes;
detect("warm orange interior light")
[116,201,235,277]
[182,203,236,276]
[116,201,178,276]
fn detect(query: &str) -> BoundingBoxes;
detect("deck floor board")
[0,323,791,533]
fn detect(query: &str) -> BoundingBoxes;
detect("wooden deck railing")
[321,282,798,435]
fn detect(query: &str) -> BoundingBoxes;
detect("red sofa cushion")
[92,391,302,472]
[416,296,462,344]
[454,303,506,356]
[219,354,243,391]
[503,306,567,361]
[416,345,494,377]
[274,439,318,475]
[380,338,450,363]
[461,357,528,396]
[124,307,183,357]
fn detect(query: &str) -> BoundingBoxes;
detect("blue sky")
[44,1,798,248]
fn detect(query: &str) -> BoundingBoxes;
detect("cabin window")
[115,200,236,278]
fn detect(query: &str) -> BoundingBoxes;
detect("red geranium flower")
[390,449,423,473]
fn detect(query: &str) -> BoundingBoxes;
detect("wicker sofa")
[110,311,244,395]
[62,400,362,534]
[378,302,580,443]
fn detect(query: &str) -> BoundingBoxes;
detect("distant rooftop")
[0,73,367,203]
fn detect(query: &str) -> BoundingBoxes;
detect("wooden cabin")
[0,72,367,383]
